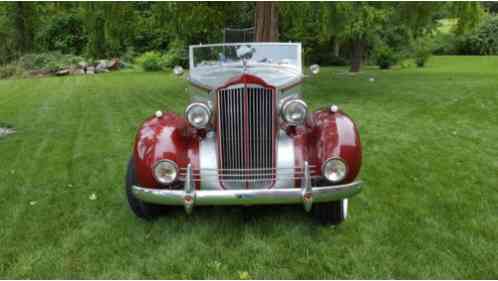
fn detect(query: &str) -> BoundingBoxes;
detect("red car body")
[127,43,363,224]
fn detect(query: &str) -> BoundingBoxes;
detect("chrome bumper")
[132,162,363,214]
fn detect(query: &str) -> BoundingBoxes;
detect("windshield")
[189,43,302,74]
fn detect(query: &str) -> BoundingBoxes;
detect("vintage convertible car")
[126,42,363,225]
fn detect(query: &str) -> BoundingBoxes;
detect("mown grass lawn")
[0,56,497,279]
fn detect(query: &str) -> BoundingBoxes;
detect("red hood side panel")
[133,112,200,188]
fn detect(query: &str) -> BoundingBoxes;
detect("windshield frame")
[189,42,302,74]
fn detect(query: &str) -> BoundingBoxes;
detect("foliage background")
[0,2,493,70]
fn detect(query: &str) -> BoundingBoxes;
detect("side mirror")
[173,65,184,76]
[309,64,320,75]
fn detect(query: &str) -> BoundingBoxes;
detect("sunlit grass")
[0,56,497,278]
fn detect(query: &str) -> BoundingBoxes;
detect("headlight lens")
[185,103,211,129]
[322,158,347,183]
[173,65,184,76]
[153,160,178,184]
[309,64,320,75]
[282,99,308,125]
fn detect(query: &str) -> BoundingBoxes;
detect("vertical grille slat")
[217,85,276,189]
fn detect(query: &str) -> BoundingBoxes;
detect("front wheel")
[125,157,162,220]
[312,199,348,225]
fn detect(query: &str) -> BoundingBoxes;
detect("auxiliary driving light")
[322,158,347,183]
[153,160,178,185]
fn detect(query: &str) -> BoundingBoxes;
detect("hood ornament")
[236,45,255,73]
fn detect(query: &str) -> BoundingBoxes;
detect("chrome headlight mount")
[185,102,211,129]
[281,99,308,125]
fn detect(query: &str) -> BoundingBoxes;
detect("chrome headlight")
[322,158,347,183]
[153,160,178,184]
[281,99,308,125]
[185,102,211,129]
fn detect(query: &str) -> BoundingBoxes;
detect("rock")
[56,69,70,76]
[30,69,52,76]
[108,58,120,71]
[95,61,107,73]
[86,66,95,75]
[78,61,88,69]
[70,68,85,75]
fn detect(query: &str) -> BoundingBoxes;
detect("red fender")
[293,108,362,185]
[132,112,200,188]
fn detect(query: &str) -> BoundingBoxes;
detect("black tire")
[312,199,347,225]
[126,158,161,220]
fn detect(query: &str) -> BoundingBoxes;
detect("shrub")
[18,52,85,71]
[18,53,54,70]
[435,15,498,55]
[0,64,18,79]
[399,60,413,69]
[432,32,458,55]
[374,45,398,69]
[36,13,87,55]
[459,15,498,55]
[161,39,187,68]
[313,53,348,66]
[136,51,163,71]
[121,47,137,64]
[413,38,433,68]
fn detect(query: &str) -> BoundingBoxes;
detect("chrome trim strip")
[199,131,219,190]
[180,167,317,171]
[190,42,302,48]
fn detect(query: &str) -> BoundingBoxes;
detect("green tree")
[319,2,483,72]
[280,3,319,64]
[103,3,136,57]
[0,4,16,64]
[2,2,37,56]
[321,3,388,72]
[82,2,106,58]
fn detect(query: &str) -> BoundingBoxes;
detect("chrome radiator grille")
[217,85,276,189]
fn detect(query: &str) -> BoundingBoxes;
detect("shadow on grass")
[148,204,334,232]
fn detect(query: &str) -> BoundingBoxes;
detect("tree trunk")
[350,38,364,73]
[333,39,340,57]
[255,2,279,42]
[13,2,35,54]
